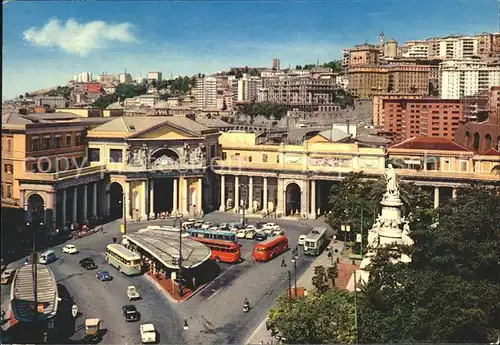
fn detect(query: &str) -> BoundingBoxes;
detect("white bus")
[303,227,328,256]
[105,244,142,275]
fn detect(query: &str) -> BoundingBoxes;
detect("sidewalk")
[245,240,350,345]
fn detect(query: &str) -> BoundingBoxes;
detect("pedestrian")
[281,258,287,267]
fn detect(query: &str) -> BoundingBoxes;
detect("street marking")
[208,287,223,300]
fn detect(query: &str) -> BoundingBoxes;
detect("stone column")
[309,180,316,219]
[141,180,148,220]
[72,187,78,223]
[125,182,131,220]
[300,181,309,219]
[219,175,226,211]
[197,178,203,215]
[248,177,253,213]
[51,192,57,229]
[277,178,284,216]
[234,175,240,213]
[181,176,188,215]
[452,187,457,199]
[173,178,178,213]
[62,189,67,226]
[262,177,268,213]
[149,179,155,217]
[92,183,98,217]
[83,185,88,222]
[433,187,440,209]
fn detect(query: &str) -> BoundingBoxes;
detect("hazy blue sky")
[3,0,497,99]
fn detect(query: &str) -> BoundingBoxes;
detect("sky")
[2,0,498,100]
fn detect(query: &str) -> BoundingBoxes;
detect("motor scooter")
[243,300,250,313]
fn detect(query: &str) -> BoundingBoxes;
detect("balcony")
[21,165,107,182]
[122,162,205,172]
[396,168,499,181]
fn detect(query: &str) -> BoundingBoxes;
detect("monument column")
[309,180,316,219]
[173,178,178,212]
[181,176,188,215]
[262,177,268,213]
[149,179,155,217]
[72,187,78,223]
[219,175,226,211]
[124,182,131,220]
[234,175,240,213]
[248,177,253,213]
[141,180,148,220]
[83,185,88,222]
[62,189,67,226]
[92,183,98,218]
[433,187,440,209]
[197,178,203,214]
[277,178,284,216]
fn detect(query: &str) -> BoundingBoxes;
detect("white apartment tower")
[237,74,261,102]
[118,72,132,84]
[147,72,163,83]
[195,76,217,108]
[439,59,500,99]
[438,36,478,59]
[73,72,92,83]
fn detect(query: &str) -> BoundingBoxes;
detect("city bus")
[189,237,241,263]
[187,228,237,243]
[105,244,142,275]
[252,235,289,262]
[303,227,328,256]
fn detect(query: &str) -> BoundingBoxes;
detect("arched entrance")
[285,183,301,216]
[150,148,180,167]
[27,193,45,224]
[109,182,124,220]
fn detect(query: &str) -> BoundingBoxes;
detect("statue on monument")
[367,226,379,252]
[183,143,190,164]
[384,164,400,197]
[401,221,414,246]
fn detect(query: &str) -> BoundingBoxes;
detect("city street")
[1,213,325,344]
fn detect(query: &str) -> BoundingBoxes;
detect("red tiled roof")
[389,136,473,152]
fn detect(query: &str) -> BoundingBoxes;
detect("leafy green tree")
[311,265,329,295]
[326,263,339,287]
[268,289,356,344]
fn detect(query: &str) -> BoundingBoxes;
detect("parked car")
[298,235,307,246]
[1,268,16,285]
[201,222,213,229]
[236,229,248,239]
[255,231,268,241]
[194,221,204,228]
[122,305,140,322]
[127,285,141,300]
[62,244,78,254]
[96,270,112,281]
[140,324,157,344]
[79,257,97,270]
[263,223,280,231]
[245,230,257,239]
[273,228,285,236]
[219,223,229,230]
[208,226,219,231]
[255,221,265,229]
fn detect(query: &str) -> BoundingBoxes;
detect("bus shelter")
[122,228,212,289]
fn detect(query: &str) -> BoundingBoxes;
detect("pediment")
[129,122,199,140]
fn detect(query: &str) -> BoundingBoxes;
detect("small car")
[79,257,97,270]
[62,244,78,254]
[298,235,307,246]
[208,226,219,231]
[219,223,229,230]
[122,305,140,322]
[264,223,280,231]
[246,225,256,230]
[194,221,204,228]
[127,285,141,300]
[140,323,157,344]
[96,270,112,281]
[1,268,16,285]
[273,228,285,236]
[255,221,265,229]
[201,222,213,229]
[245,230,257,239]
[236,229,247,239]
[255,231,268,241]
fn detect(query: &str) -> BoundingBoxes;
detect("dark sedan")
[79,257,97,270]
[255,231,268,241]
[122,305,140,322]
[96,270,112,281]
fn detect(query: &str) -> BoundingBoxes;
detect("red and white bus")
[252,235,289,262]
[190,237,241,263]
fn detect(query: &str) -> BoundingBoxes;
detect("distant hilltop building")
[147,72,163,83]
[96,74,116,84]
[272,58,281,70]
[118,72,132,84]
[73,72,92,83]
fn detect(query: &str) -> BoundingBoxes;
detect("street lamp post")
[121,192,127,235]
[239,182,248,227]
[291,247,298,297]
[177,216,183,297]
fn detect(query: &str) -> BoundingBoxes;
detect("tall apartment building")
[348,64,431,99]
[341,49,350,71]
[237,74,261,102]
[372,92,425,126]
[147,72,163,83]
[401,41,429,59]
[488,86,500,123]
[195,76,217,108]
[440,59,500,99]
[438,36,478,59]
[383,98,463,142]
[263,75,337,111]
[73,72,92,83]
[272,58,281,70]
[348,44,380,67]
[118,73,132,84]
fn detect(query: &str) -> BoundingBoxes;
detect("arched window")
[485,133,492,150]
[465,131,471,146]
[473,132,480,151]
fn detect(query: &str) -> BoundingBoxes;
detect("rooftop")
[389,136,473,152]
